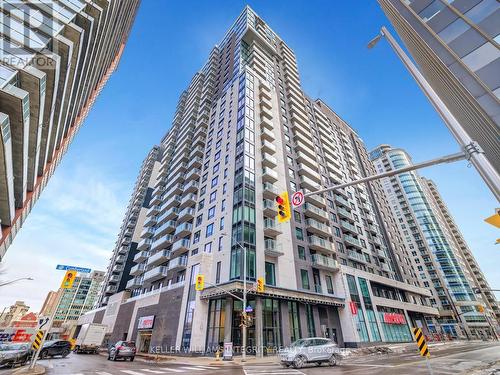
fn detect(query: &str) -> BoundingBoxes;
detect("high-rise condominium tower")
[377,0,500,184]
[99,146,162,306]
[371,145,499,339]
[0,0,141,259]
[89,7,439,353]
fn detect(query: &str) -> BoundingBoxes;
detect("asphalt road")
[2,342,499,375]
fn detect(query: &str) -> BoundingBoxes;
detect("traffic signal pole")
[303,151,467,198]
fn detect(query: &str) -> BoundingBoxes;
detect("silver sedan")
[279,338,341,368]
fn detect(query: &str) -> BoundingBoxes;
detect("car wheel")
[40,350,48,360]
[316,362,322,366]
[281,363,290,368]
[112,353,118,361]
[130,357,134,362]
[328,354,339,366]
[293,355,306,369]
[61,349,70,358]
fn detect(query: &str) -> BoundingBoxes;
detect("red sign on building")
[349,301,358,315]
[383,313,406,325]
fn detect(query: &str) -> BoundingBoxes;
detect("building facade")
[40,290,62,317]
[87,7,439,354]
[99,146,162,306]
[370,145,499,339]
[377,0,500,187]
[0,301,29,327]
[0,0,141,259]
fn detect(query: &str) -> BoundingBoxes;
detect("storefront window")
[358,278,381,341]
[206,299,226,352]
[346,274,370,342]
[305,304,315,337]
[263,298,281,353]
[376,307,412,342]
[181,263,200,349]
[288,301,301,342]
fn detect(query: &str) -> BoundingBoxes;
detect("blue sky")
[0,0,498,311]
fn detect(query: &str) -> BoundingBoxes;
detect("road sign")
[38,317,49,329]
[60,270,77,289]
[412,327,430,357]
[56,264,91,273]
[31,330,44,350]
[245,306,253,313]
[291,190,305,208]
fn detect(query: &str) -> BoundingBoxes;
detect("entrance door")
[138,332,152,353]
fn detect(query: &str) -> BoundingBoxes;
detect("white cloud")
[0,163,129,312]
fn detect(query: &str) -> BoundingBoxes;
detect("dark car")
[39,340,71,359]
[0,343,32,368]
[107,341,136,361]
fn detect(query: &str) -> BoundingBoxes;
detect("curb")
[12,365,46,375]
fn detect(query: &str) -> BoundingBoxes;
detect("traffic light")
[257,277,264,293]
[195,274,204,291]
[478,305,485,313]
[484,210,500,228]
[60,270,77,289]
[275,192,291,223]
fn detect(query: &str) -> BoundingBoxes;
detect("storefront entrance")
[137,331,152,353]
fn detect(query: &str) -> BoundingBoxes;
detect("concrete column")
[255,297,263,358]
[312,306,322,337]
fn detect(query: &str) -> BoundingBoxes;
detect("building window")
[297,245,306,260]
[211,176,219,188]
[206,224,214,237]
[218,236,223,251]
[326,275,334,294]
[220,217,225,230]
[288,301,301,342]
[208,206,216,219]
[301,269,310,290]
[216,262,221,284]
[210,191,217,203]
[305,304,315,337]
[265,262,276,286]
[196,215,203,227]
[295,228,304,241]
[204,242,212,253]
[193,231,201,244]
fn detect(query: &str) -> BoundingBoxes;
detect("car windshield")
[289,339,309,348]
[43,340,57,347]
[0,343,27,351]
[123,342,135,347]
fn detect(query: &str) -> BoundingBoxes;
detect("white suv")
[279,338,341,369]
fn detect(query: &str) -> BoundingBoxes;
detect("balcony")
[262,182,278,199]
[137,238,152,251]
[296,151,316,169]
[340,220,357,234]
[147,250,171,267]
[299,175,319,191]
[157,207,179,226]
[186,168,202,181]
[143,215,157,227]
[187,156,203,169]
[304,192,327,209]
[150,234,174,252]
[264,239,284,257]
[171,239,190,256]
[262,153,277,168]
[308,236,334,253]
[372,236,383,246]
[368,224,379,235]
[147,205,160,216]
[175,223,193,237]
[115,255,126,264]
[130,263,145,276]
[163,183,184,201]
[337,207,353,222]
[184,180,199,194]
[380,262,391,272]
[260,127,275,142]
[311,254,339,271]
[141,227,155,238]
[334,195,351,208]
[118,245,129,255]
[298,164,321,182]
[303,203,329,222]
[263,199,278,217]
[108,275,120,283]
[106,285,118,294]
[126,276,143,289]
[365,213,376,223]
[348,250,367,263]
[190,145,204,158]
[177,207,195,223]
[143,266,168,282]
[168,256,188,271]
[156,219,177,237]
[262,167,278,183]
[112,264,124,273]
[161,195,181,212]
[180,193,197,209]
[261,140,276,154]
[306,218,331,236]
[264,218,281,237]
[344,235,362,249]
[134,251,150,263]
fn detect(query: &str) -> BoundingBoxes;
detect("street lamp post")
[367,27,500,201]
[0,277,34,288]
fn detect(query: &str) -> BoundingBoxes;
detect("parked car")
[0,343,32,368]
[107,341,136,361]
[39,340,71,359]
[279,338,341,368]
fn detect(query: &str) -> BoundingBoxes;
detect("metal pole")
[304,151,466,197]
[378,26,500,202]
[242,242,247,363]
[426,357,434,375]
[30,288,62,369]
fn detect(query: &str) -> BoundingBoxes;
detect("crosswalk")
[67,365,221,375]
[243,365,306,375]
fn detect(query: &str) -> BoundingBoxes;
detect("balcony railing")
[344,234,362,249]
[311,254,339,271]
[348,250,366,263]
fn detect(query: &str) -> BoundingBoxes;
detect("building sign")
[349,301,358,315]
[223,342,233,359]
[383,313,406,325]
[0,328,37,343]
[137,315,155,330]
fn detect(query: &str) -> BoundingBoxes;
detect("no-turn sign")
[291,191,305,208]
